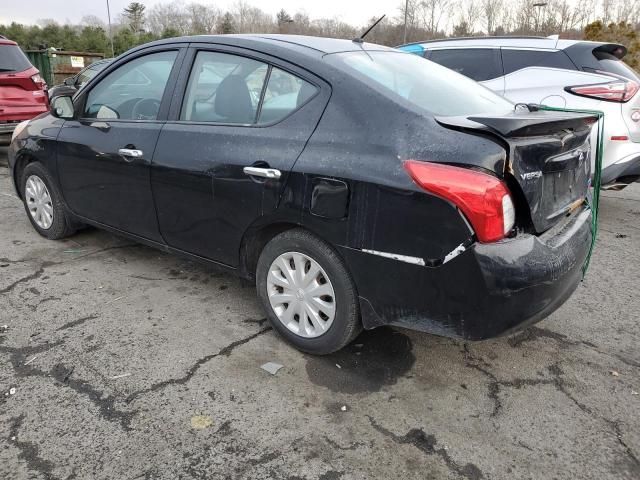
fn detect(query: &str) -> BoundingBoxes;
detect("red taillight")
[404,161,515,243]
[31,73,46,89]
[566,80,639,102]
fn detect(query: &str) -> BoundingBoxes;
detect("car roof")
[399,36,593,50]
[134,34,394,57]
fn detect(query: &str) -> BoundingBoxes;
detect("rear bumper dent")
[342,208,592,340]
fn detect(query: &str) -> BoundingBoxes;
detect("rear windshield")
[592,52,640,82]
[327,51,513,117]
[0,44,32,73]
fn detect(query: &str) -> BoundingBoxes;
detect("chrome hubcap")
[25,175,54,230]
[266,251,336,338]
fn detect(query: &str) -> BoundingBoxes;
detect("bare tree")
[147,3,190,35]
[419,0,452,35]
[552,0,591,33]
[186,3,219,34]
[611,0,640,24]
[232,1,275,33]
[459,0,481,33]
[397,0,421,40]
[80,15,105,28]
[481,0,504,34]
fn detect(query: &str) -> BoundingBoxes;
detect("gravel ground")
[0,147,639,480]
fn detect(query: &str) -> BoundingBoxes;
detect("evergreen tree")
[218,12,235,34]
[123,2,146,34]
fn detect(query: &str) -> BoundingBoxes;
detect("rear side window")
[258,68,317,124]
[502,49,576,75]
[428,48,503,81]
[328,51,513,117]
[590,51,640,82]
[181,50,317,125]
[0,44,32,73]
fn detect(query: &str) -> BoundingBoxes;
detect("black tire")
[21,162,76,240]
[256,228,361,355]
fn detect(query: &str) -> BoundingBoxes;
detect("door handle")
[243,166,281,179]
[118,148,144,158]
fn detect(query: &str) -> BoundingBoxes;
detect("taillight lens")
[404,161,516,243]
[566,80,639,102]
[31,73,46,88]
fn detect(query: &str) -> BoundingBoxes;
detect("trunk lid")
[0,67,49,119]
[436,111,597,233]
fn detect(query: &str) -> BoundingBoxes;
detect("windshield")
[0,44,32,73]
[327,50,513,116]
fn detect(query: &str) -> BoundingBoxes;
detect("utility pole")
[106,0,115,57]
[403,0,409,43]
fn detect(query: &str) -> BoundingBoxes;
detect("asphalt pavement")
[0,147,638,479]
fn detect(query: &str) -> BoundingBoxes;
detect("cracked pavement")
[0,148,639,479]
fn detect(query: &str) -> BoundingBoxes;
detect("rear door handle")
[118,148,144,158]
[243,166,281,179]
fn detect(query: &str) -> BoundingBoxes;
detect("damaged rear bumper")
[339,207,592,340]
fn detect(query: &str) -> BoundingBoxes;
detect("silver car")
[399,35,640,189]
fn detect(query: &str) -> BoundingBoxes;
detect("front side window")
[429,48,503,82]
[84,51,177,121]
[502,49,576,75]
[328,51,513,117]
[181,51,317,125]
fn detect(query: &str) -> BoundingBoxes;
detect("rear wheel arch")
[239,222,300,279]
[239,221,347,279]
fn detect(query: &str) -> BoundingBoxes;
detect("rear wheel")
[256,229,361,355]
[21,162,76,240]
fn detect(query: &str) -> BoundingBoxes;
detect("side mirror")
[63,76,76,86]
[51,95,75,119]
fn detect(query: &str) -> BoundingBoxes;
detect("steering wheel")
[131,98,161,120]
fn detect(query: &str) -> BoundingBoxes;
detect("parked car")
[399,36,640,189]
[9,35,596,354]
[0,35,48,145]
[48,58,113,99]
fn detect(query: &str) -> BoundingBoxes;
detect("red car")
[0,35,49,145]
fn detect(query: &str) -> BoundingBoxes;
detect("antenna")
[353,15,386,44]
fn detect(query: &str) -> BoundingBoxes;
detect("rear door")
[56,47,184,241]
[428,47,505,94]
[151,45,330,266]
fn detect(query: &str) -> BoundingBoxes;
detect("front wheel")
[256,229,361,355]
[21,162,76,240]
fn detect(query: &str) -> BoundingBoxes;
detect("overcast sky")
[0,0,398,28]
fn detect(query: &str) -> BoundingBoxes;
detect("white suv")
[399,36,640,189]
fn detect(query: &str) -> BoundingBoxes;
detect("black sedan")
[47,58,113,99]
[8,35,596,354]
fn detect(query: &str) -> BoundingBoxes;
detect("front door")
[56,48,182,241]
[151,47,329,266]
